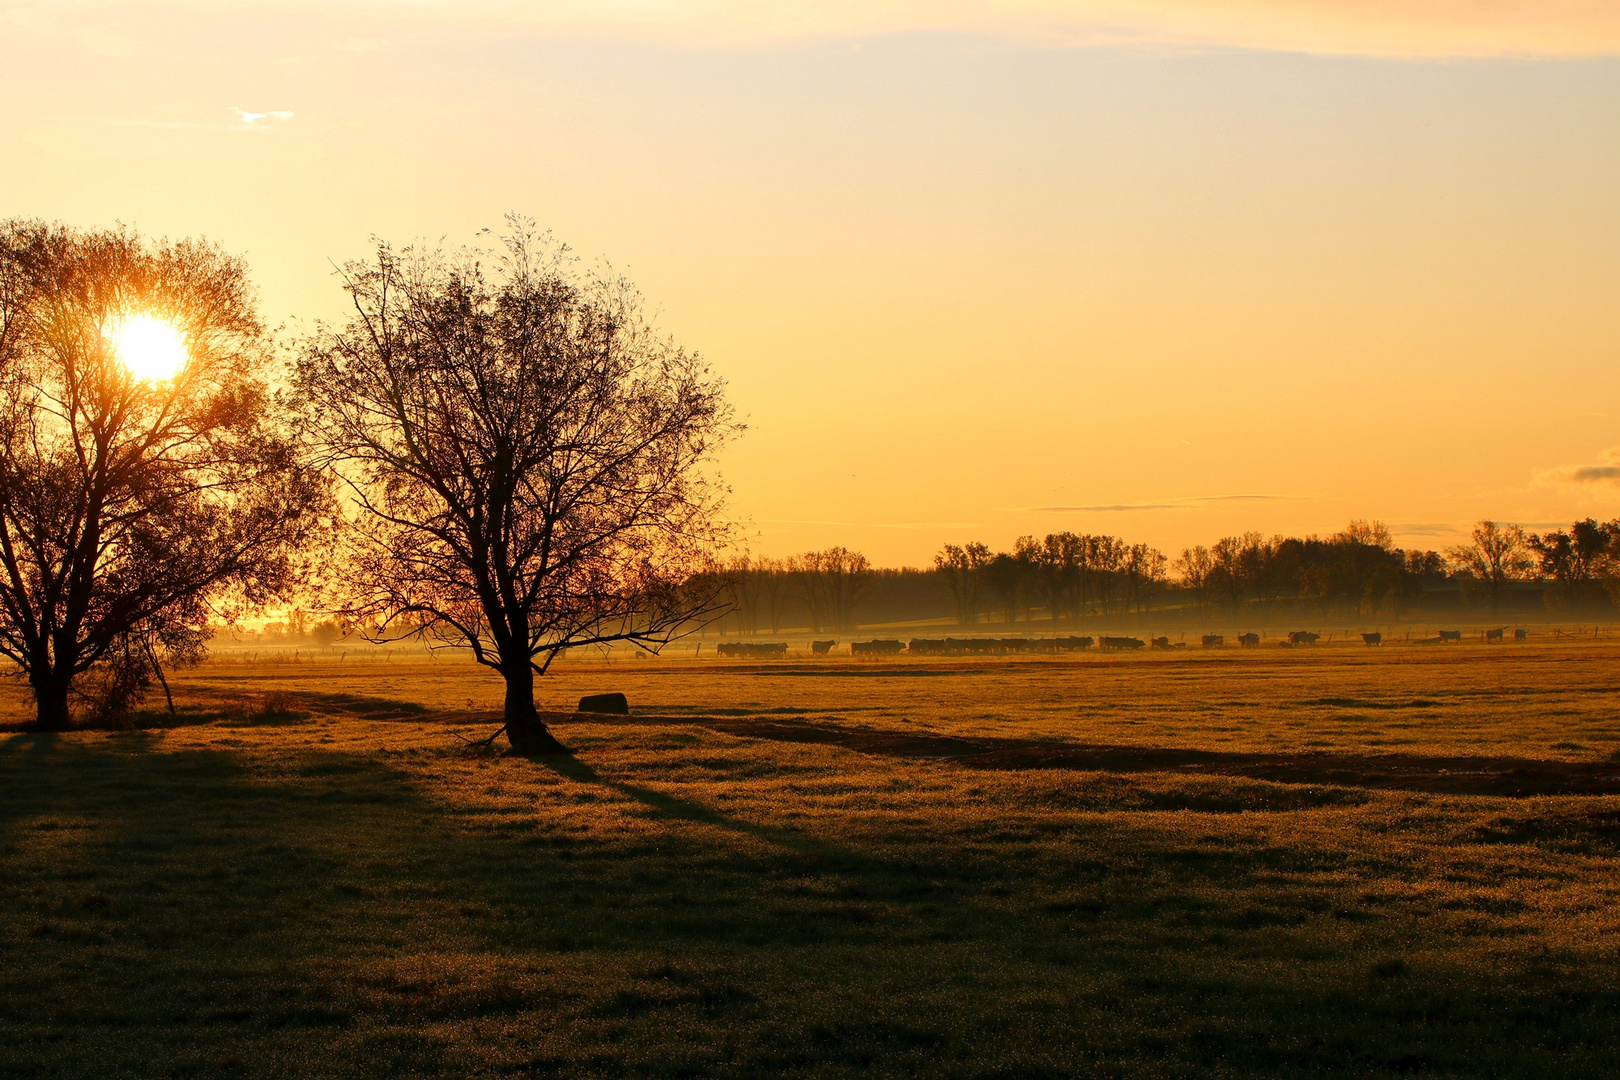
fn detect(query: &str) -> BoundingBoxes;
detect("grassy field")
[4,642,1620,1077]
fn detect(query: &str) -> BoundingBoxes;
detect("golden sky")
[5,1,1619,564]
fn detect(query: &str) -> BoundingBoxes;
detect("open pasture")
[4,641,1620,1077]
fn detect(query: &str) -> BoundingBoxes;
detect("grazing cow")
[1150,636,1172,649]
[811,640,837,655]
[851,639,905,656]
[1100,636,1146,650]
[1238,633,1260,648]
[1201,634,1224,648]
[1054,636,1094,651]
[908,638,945,655]
[716,642,789,658]
[1484,627,1505,643]
[1362,632,1382,645]
[1438,630,1462,643]
[1514,628,1528,641]
[1288,631,1321,646]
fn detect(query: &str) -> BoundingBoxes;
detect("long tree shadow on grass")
[2,731,1619,1078]
[558,712,1620,798]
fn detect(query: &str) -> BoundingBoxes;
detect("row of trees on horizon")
[704,519,1620,636]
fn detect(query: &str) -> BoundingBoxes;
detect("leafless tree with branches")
[293,220,736,753]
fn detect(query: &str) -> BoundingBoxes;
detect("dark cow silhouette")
[1362,632,1382,646]
[852,639,905,656]
[1238,633,1260,647]
[716,642,789,658]
[811,640,837,655]
[1514,628,1528,641]
[1201,634,1224,648]
[1288,631,1321,646]
[1150,636,1172,649]
[909,636,1095,655]
[1100,636,1146,650]
[1438,630,1462,643]
[577,692,629,714]
[1485,627,1505,643]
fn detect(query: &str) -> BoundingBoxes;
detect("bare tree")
[0,220,323,729]
[787,548,871,633]
[719,555,759,636]
[1448,520,1534,616]
[1122,543,1167,615]
[293,222,735,753]
[985,545,1033,627]
[787,553,826,634]
[818,547,872,632]
[934,542,991,628]
[1175,545,1215,619]
[1032,532,1083,626]
[1087,535,1126,617]
[751,556,792,634]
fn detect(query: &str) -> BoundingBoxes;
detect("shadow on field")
[538,754,851,862]
[559,712,1620,798]
[4,729,1620,1079]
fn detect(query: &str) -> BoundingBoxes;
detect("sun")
[109,314,189,381]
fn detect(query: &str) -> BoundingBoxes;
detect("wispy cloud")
[1389,522,1466,538]
[1535,448,1620,488]
[758,518,980,530]
[85,108,298,133]
[231,106,295,127]
[286,1,1620,59]
[1019,494,1292,513]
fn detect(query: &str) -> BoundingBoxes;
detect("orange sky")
[5,2,1619,565]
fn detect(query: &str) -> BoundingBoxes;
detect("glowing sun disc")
[110,314,188,381]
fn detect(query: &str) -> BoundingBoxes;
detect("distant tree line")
[706,518,1620,636]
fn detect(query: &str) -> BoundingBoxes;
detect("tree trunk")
[501,662,568,754]
[32,671,72,731]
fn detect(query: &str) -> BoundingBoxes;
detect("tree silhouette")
[294,223,734,753]
[1449,520,1534,616]
[0,220,322,728]
[934,542,991,627]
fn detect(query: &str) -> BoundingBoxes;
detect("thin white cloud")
[231,106,295,127]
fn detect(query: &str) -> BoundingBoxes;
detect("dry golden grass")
[3,641,1620,1077]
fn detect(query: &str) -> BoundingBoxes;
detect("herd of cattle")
[715,627,1531,658]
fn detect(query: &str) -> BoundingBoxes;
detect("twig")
[452,724,508,752]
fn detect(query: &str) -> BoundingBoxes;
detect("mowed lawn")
[5,643,1620,1078]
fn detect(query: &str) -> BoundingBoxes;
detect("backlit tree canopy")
[0,220,325,728]
[293,223,735,752]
